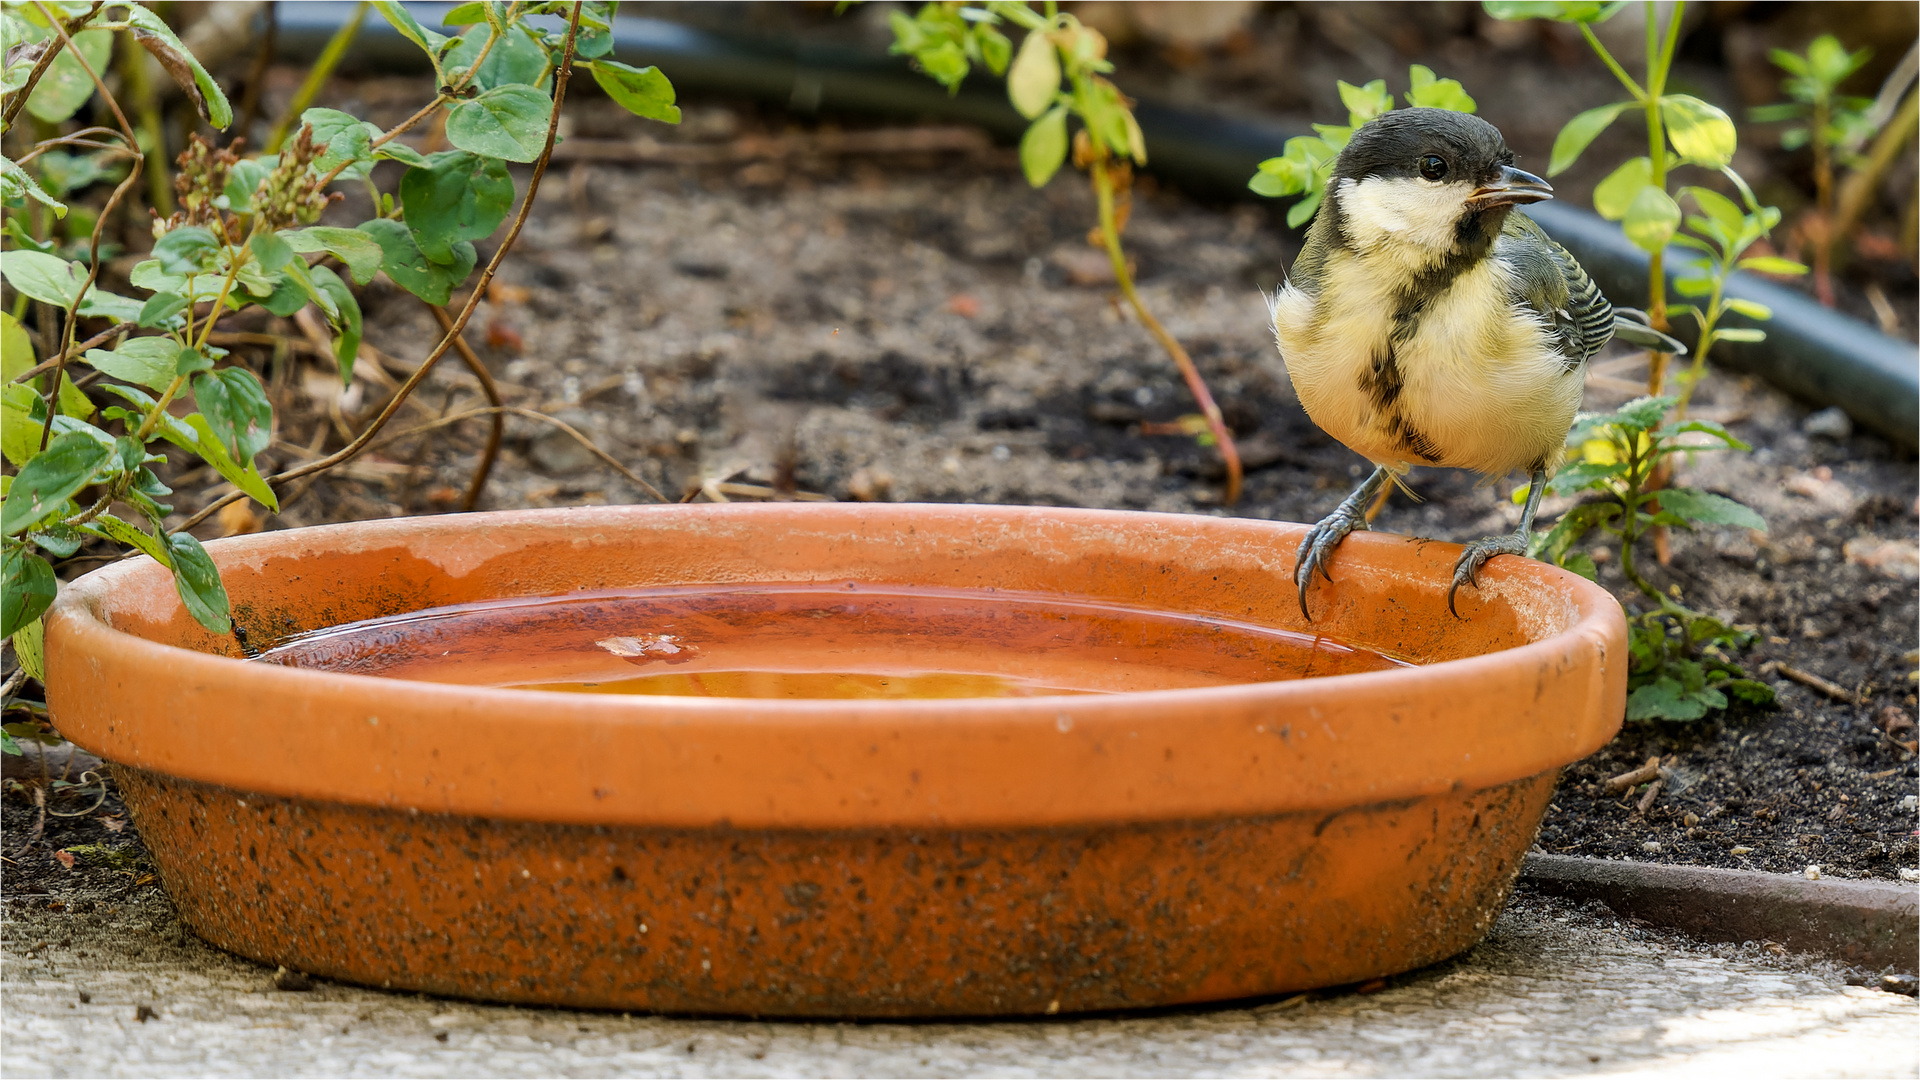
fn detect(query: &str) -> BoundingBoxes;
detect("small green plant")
[1,1,679,753]
[1668,175,1808,412]
[1484,0,1743,397]
[1752,35,1877,305]
[1248,64,1477,226]
[886,0,1243,503]
[1529,396,1774,720]
[1483,1,1798,722]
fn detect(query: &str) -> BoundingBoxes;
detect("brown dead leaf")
[945,294,981,319]
[217,501,263,537]
[487,281,531,306]
[52,849,74,870]
[99,816,126,833]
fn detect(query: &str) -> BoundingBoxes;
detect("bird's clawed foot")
[1447,530,1530,618]
[1295,465,1391,622]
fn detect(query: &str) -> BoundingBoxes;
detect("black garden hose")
[271,3,1919,446]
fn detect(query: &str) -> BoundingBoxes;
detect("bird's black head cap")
[1334,108,1513,188]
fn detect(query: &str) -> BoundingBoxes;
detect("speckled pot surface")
[45,504,1626,1016]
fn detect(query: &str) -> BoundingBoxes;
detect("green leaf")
[358,218,476,306]
[375,141,431,168]
[1592,157,1651,220]
[174,345,214,376]
[1674,275,1714,298]
[372,0,453,73]
[152,226,222,275]
[24,27,111,124]
[1545,101,1632,176]
[116,4,233,128]
[1626,676,1723,721]
[399,151,515,263]
[1403,64,1476,112]
[171,414,277,512]
[1737,255,1808,275]
[1007,27,1060,120]
[0,154,67,217]
[441,2,487,26]
[0,312,33,381]
[10,612,44,680]
[445,85,553,163]
[443,22,550,91]
[83,336,177,390]
[1,430,110,535]
[1723,678,1776,706]
[1337,78,1392,124]
[973,23,1011,76]
[301,107,374,176]
[164,531,231,634]
[1661,94,1736,167]
[1286,190,1324,229]
[1656,488,1767,531]
[1622,184,1681,252]
[1723,297,1771,320]
[137,292,188,328]
[27,520,86,558]
[0,250,84,306]
[1680,186,1743,238]
[249,231,294,274]
[193,367,272,463]
[588,59,681,124]
[1,545,56,638]
[80,512,169,567]
[1482,0,1625,21]
[309,265,362,383]
[1545,459,1629,495]
[1656,418,1750,450]
[281,226,383,285]
[1712,327,1766,343]
[1019,105,1069,189]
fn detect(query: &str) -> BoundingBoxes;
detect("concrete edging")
[1521,853,1918,971]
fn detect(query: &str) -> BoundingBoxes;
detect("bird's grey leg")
[1448,467,1548,618]
[1295,465,1393,622]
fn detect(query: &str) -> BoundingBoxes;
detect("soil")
[4,58,1918,920]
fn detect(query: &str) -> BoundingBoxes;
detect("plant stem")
[1580,23,1646,100]
[425,301,504,512]
[1831,88,1918,280]
[265,0,368,153]
[1640,0,1682,395]
[1088,155,1242,504]
[116,26,174,216]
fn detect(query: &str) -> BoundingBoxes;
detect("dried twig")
[426,303,504,512]
[1775,663,1862,706]
[1605,756,1661,794]
[1635,776,1665,815]
[360,405,667,502]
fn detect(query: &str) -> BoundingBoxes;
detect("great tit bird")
[1271,108,1683,620]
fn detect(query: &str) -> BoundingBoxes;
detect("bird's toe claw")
[1294,511,1367,622]
[1446,532,1530,619]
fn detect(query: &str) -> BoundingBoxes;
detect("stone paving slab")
[3,888,1915,1078]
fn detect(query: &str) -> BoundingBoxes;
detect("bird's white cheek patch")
[1339,177,1471,256]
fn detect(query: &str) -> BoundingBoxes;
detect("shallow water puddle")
[254,584,1411,698]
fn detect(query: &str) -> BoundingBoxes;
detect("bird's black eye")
[1419,155,1448,181]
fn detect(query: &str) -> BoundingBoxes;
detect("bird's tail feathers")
[1610,314,1688,356]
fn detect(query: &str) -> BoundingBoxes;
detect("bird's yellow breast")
[1272,247,1583,478]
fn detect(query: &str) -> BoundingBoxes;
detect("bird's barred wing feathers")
[1502,212,1614,370]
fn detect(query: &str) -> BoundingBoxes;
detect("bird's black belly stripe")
[1359,343,1403,411]
[1389,414,1442,462]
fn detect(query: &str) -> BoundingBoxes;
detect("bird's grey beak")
[1468,166,1553,209]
